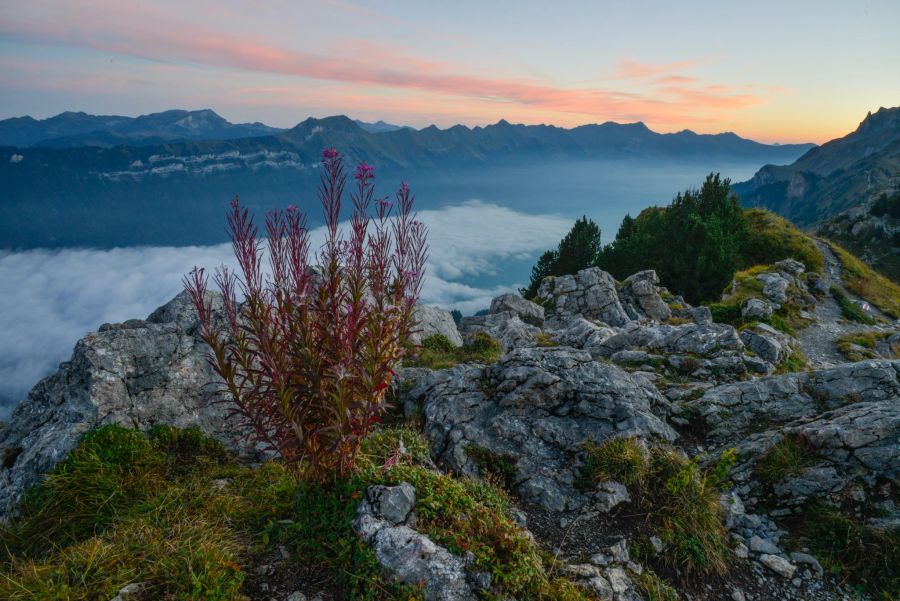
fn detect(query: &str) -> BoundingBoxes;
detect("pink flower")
[354,161,375,181]
[377,198,393,208]
[322,147,340,160]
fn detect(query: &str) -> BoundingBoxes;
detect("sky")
[0,1,898,143]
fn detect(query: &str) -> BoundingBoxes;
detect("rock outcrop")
[408,346,676,513]
[0,291,235,517]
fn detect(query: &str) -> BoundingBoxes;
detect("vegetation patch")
[787,501,899,599]
[754,434,818,485]
[774,344,809,374]
[404,332,502,369]
[630,568,680,601]
[830,285,877,324]
[464,443,519,490]
[0,425,590,601]
[741,208,824,273]
[829,241,900,319]
[535,331,559,347]
[836,330,898,362]
[578,438,736,578]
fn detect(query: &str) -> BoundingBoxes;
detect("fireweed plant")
[184,148,427,479]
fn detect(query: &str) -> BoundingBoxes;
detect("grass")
[831,285,877,324]
[742,208,825,273]
[535,331,558,347]
[404,332,502,369]
[0,425,590,601]
[828,241,900,319]
[774,344,809,374]
[754,434,818,484]
[707,263,813,336]
[836,330,899,362]
[787,501,899,599]
[577,437,650,489]
[630,569,680,601]
[577,438,736,579]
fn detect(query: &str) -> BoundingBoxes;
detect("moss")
[787,501,899,599]
[829,241,900,319]
[404,332,502,369]
[830,285,877,324]
[664,316,692,326]
[754,434,818,484]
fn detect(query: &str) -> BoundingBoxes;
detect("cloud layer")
[0,201,570,417]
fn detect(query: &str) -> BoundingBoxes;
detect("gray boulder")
[742,298,773,320]
[740,323,792,365]
[489,293,545,326]
[619,270,671,321]
[459,311,539,351]
[353,482,478,601]
[0,291,237,519]
[409,346,676,513]
[538,267,630,326]
[411,305,463,346]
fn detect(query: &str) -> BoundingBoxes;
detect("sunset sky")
[1,0,898,144]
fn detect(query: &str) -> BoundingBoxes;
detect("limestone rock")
[410,346,676,513]
[0,291,237,519]
[489,293,545,326]
[411,305,463,346]
[353,484,476,601]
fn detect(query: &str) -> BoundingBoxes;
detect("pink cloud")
[0,2,773,129]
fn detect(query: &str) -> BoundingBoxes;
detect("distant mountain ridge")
[0,112,814,249]
[735,106,900,226]
[0,109,283,148]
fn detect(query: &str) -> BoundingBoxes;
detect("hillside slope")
[735,106,900,225]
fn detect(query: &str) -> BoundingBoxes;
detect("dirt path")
[795,240,892,367]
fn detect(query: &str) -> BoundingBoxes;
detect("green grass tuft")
[788,502,899,599]
[578,439,734,577]
[1,424,591,601]
[754,435,818,484]
[404,332,502,369]
[829,241,900,319]
[830,285,877,324]
[836,330,898,362]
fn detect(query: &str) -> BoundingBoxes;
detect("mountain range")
[0,110,815,249]
[734,106,900,226]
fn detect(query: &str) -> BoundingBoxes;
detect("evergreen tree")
[521,216,601,298]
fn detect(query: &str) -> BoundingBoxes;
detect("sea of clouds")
[0,200,570,417]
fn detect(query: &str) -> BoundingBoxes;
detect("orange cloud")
[0,2,774,130]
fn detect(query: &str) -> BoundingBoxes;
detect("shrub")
[185,148,427,478]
